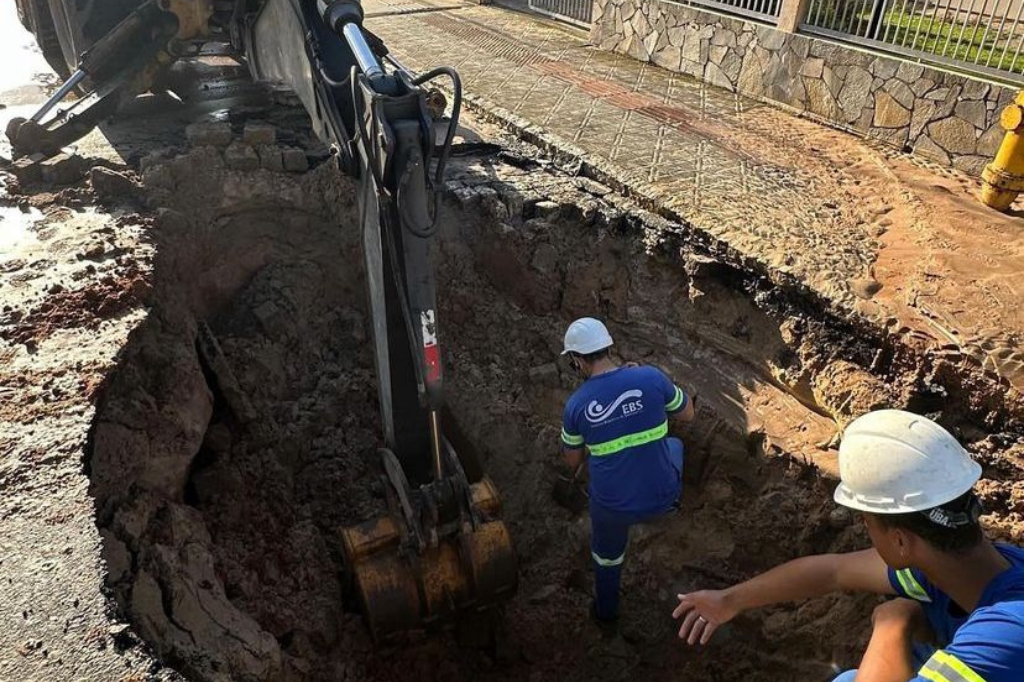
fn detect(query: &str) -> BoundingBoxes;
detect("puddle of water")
[0,205,44,254]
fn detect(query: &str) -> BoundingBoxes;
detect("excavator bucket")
[341,453,518,641]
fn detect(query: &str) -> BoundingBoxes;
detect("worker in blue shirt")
[673,409,1024,682]
[560,317,695,628]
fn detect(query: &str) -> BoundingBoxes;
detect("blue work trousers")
[830,642,936,681]
[590,437,683,621]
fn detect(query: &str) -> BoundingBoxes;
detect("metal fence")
[528,0,594,26]
[680,0,782,24]
[803,0,1024,80]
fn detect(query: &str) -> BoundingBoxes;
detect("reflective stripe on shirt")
[920,650,987,682]
[562,428,584,447]
[896,568,932,603]
[666,386,685,412]
[587,421,668,457]
[591,550,625,567]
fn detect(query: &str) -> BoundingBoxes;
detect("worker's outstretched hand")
[672,590,738,645]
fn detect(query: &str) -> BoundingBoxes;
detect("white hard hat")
[833,409,982,514]
[562,317,614,355]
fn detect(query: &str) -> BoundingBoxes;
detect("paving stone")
[185,122,232,148]
[954,100,988,130]
[800,57,824,79]
[870,57,898,80]
[962,79,991,101]
[838,66,873,123]
[914,135,951,165]
[282,148,310,173]
[257,146,285,172]
[895,62,924,83]
[225,143,259,171]
[705,61,732,89]
[363,0,1014,318]
[806,78,840,120]
[911,78,935,97]
[977,122,1005,157]
[711,28,736,47]
[874,92,911,129]
[952,154,989,176]
[909,99,939,140]
[884,79,915,109]
[928,116,978,155]
[242,123,277,146]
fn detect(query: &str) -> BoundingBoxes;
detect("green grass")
[810,2,1024,74]
[882,10,1024,72]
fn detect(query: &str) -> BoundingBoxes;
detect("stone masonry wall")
[591,0,1012,174]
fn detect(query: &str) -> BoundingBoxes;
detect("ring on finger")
[697,615,707,623]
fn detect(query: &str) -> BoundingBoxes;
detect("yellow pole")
[981,91,1024,212]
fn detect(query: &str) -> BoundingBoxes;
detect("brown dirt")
[70,125,1024,682]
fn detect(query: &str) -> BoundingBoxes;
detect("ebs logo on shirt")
[585,389,645,425]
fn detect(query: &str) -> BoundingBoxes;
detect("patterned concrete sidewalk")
[365,0,1024,389]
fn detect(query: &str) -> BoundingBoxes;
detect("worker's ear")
[894,528,910,560]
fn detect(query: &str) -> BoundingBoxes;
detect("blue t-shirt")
[561,365,687,513]
[888,543,1024,682]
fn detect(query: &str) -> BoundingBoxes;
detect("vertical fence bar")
[985,0,1012,66]
[897,0,921,45]
[882,0,911,43]
[905,0,929,46]
[840,0,861,32]
[813,0,828,27]
[915,0,944,53]
[975,0,1001,62]
[1011,12,1024,66]
[869,0,888,38]
[940,0,969,55]
[995,0,1024,69]
[809,0,822,27]
[853,0,870,37]
[908,0,934,50]
[951,0,980,60]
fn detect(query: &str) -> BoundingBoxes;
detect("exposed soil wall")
[84,129,1024,682]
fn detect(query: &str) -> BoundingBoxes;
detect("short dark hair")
[876,491,983,554]
[571,348,610,364]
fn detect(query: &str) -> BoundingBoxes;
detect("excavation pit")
[83,138,1020,682]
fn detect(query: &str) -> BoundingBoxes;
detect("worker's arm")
[673,548,894,645]
[658,367,694,423]
[562,445,585,469]
[854,599,928,682]
[672,394,695,423]
[561,399,586,468]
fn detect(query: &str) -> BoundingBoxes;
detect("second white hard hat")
[562,317,614,355]
[833,409,982,514]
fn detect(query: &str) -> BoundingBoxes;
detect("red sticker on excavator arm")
[424,344,441,384]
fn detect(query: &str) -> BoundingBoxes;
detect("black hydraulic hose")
[395,66,461,238]
[411,66,462,189]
